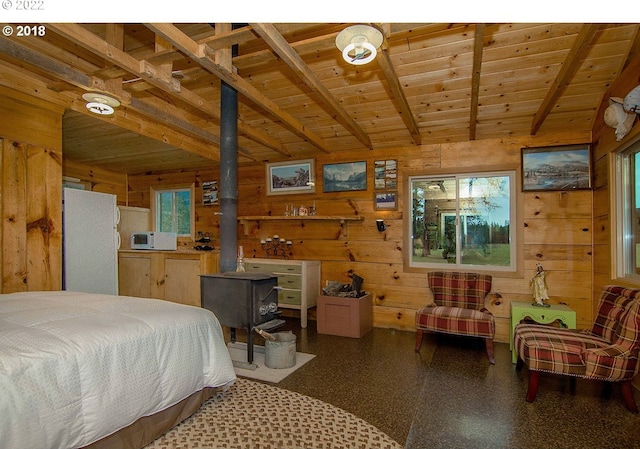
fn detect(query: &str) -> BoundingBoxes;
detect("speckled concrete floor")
[405,336,640,449]
[228,318,640,449]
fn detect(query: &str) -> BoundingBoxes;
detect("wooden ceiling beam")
[376,23,422,146]
[103,26,128,106]
[213,23,233,73]
[105,24,124,51]
[232,30,339,68]
[251,22,373,150]
[469,23,485,141]
[530,24,602,135]
[45,23,286,158]
[47,24,179,93]
[198,26,258,49]
[147,22,332,154]
[144,49,186,66]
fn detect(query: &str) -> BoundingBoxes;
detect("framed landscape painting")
[374,191,397,210]
[323,161,367,192]
[521,144,592,191]
[266,159,315,196]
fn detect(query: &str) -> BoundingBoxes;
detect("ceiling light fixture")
[82,92,121,116]
[335,24,383,66]
[85,102,114,115]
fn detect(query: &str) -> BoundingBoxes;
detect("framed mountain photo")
[323,161,367,193]
[521,144,591,191]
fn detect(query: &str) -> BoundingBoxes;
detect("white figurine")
[530,263,550,307]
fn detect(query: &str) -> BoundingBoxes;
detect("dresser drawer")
[278,289,302,306]
[244,262,266,272]
[277,274,302,290]
[245,262,302,275]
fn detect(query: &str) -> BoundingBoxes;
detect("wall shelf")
[238,215,363,236]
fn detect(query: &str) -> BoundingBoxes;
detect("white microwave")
[130,231,177,250]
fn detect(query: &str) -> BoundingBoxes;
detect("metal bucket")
[265,332,296,369]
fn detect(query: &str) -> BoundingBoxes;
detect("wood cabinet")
[118,253,152,298]
[118,250,219,307]
[244,258,321,328]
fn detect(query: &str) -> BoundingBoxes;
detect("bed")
[0,290,237,449]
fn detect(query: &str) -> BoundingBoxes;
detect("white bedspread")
[0,291,236,449]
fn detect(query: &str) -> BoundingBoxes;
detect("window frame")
[405,169,517,273]
[150,183,195,239]
[614,139,640,284]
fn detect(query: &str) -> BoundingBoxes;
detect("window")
[615,140,640,282]
[152,185,194,237]
[408,171,516,271]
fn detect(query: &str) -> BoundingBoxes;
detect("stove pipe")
[219,80,238,273]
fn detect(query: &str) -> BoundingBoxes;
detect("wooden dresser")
[244,258,321,328]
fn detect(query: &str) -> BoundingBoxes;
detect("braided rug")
[145,377,402,449]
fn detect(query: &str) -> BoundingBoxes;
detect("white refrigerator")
[63,188,120,295]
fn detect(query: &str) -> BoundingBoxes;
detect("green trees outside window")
[409,172,515,271]
[156,188,191,236]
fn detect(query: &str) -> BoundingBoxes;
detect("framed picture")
[266,159,315,196]
[374,159,397,189]
[323,161,367,193]
[374,191,397,211]
[202,181,218,205]
[521,144,592,191]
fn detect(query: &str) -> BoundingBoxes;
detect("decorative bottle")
[236,245,245,272]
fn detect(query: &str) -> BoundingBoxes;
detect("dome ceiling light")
[335,24,383,66]
[82,92,121,116]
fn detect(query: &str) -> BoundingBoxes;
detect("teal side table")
[510,301,576,363]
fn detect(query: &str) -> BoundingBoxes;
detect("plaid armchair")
[415,271,495,364]
[514,285,640,412]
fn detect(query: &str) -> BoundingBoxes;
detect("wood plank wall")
[63,158,127,201]
[124,131,593,343]
[589,55,640,389]
[591,56,640,302]
[0,89,63,292]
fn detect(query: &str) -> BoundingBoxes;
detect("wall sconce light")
[335,24,383,66]
[82,92,121,116]
[376,219,387,232]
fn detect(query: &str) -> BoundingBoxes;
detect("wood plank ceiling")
[0,23,638,174]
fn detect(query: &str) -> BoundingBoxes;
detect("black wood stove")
[201,272,284,365]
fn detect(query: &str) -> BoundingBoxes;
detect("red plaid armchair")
[415,271,495,364]
[514,285,640,412]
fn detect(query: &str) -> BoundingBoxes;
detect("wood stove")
[201,272,284,364]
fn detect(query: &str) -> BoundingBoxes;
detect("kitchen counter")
[118,250,219,306]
